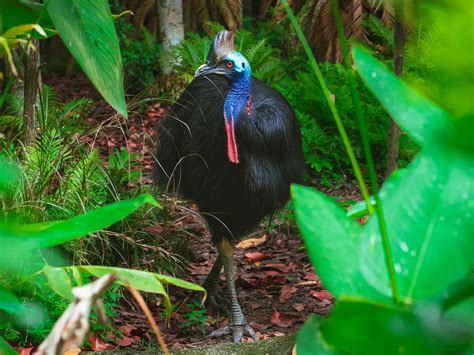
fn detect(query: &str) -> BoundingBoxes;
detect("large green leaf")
[43,266,74,300]
[64,266,205,314]
[296,315,341,355]
[291,185,389,303]
[0,194,159,263]
[320,298,471,354]
[359,142,474,302]
[0,155,20,193]
[352,46,452,146]
[0,285,24,314]
[0,0,53,33]
[0,336,16,355]
[47,0,127,117]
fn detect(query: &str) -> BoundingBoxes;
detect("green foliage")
[275,64,388,183]
[46,0,127,117]
[0,159,204,351]
[180,301,208,335]
[291,46,473,353]
[116,19,162,91]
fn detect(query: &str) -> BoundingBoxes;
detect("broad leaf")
[359,142,474,302]
[0,194,159,264]
[0,285,24,314]
[43,266,73,300]
[321,298,471,354]
[291,185,389,303]
[66,266,205,314]
[352,46,452,146]
[296,315,341,355]
[0,0,53,32]
[0,336,16,355]
[47,0,127,117]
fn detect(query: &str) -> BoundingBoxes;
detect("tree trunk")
[23,40,41,147]
[159,0,184,74]
[385,0,406,177]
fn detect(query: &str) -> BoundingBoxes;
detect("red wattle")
[225,118,239,164]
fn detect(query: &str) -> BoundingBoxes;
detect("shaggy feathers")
[155,74,304,243]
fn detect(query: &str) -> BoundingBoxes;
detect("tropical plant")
[0,157,205,353]
[281,0,473,352]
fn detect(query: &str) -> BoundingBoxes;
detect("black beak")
[194,63,227,77]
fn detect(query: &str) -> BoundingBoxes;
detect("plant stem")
[280,0,373,213]
[329,0,400,304]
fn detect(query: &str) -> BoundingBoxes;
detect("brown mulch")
[41,74,363,351]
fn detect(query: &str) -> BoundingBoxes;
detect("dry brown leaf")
[244,252,267,262]
[235,234,267,249]
[310,290,333,300]
[279,285,298,303]
[63,349,81,355]
[270,310,295,328]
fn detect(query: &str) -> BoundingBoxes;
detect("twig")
[128,286,169,355]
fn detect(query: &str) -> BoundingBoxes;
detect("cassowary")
[154,30,305,342]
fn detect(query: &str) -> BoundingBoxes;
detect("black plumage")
[153,30,304,342]
[154,74,304,244]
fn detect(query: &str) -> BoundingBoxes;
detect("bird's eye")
[226,61,234,69]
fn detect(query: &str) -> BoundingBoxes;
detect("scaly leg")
[209,239,258,342]
[202,253,228,313]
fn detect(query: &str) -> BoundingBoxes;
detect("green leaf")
[43,266,73,300]
[296,315,341,355]
[0,285,24,314]
[352,46,452,146]
[320,298,472,354]
[0,155,20,193]
[68,266,204,314]
[0,194,159,264]
[0,336,16,355]
[291,185,389,303]
[47,0,127,117]
[0,0,53,33]
[359,142,474,302]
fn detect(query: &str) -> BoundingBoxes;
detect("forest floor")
[43,74,362,351]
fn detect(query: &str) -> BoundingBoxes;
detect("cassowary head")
[195,31,251,80]
[195,31,252,164]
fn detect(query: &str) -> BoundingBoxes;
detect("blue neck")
[224,70,251,121]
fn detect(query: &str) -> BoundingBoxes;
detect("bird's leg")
[202,253,228,313]
[209,239,258,343]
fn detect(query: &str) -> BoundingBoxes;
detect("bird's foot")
[209,323,258,343]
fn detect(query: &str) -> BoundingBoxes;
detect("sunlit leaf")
[43,266,73,300]
[353,46,452,146]
[47,0,127,117]
[291,185,389,304]
[321,297,471,354]
[0,194,160,265]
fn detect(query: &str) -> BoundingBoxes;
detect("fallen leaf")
[18,348,33,355]
[310,290,333,300]
[117,324,135,337]
[64,349,81,355]
[244,252,267,262]
[115,336,135,347]
[304,272,319,282]
[292,303,305,312]
[279,285,298,303]
[271,310,295,328]
[262,263,293,273]
[262,270,281,277]
[90,332,114,351]
[236,234,267,249]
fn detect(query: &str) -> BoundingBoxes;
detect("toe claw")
[209,323,258,343]
[209,326,231,338]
